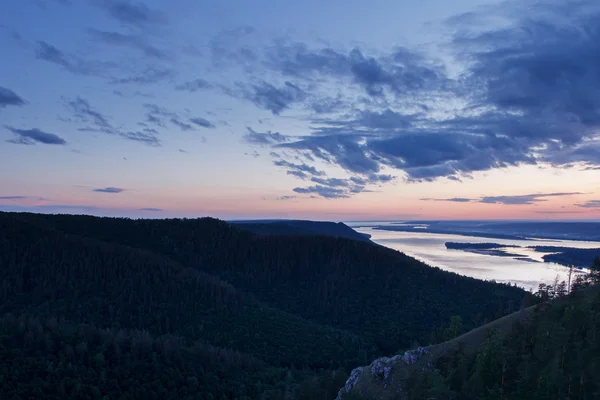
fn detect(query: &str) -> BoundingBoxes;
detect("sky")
[1,0,600,221]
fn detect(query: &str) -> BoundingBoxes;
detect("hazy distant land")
[445,241,600,267]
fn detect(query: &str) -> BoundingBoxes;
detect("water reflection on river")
[348,222,600,291]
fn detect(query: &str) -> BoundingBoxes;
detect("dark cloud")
[221,1,600,195]
[93,0,167,28]
[93,187,125,193]
[190,117,215,129]
[5,126,67,145]
[0,86,25,108]
[175,79,213,92]
[244,81,306,115]
[293,185,349,199]
[576,200,600,209]
[244,127,289,145]
[139,207,163,211]
[266,42,448,97]
[89,29,167,59]
[277,195,297,200]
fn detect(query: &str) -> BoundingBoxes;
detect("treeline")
[0,211,529,398]
[404,259,600,400]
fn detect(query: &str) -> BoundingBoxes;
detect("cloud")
[110,66,174,85]
[244,150,260,158]
[241,81,307,115]
[576,200,600,209]
[293,185,349,199]
[66,97,161,145]
[266,42,447,97]
[68,97,113,132]
[175,79,213,92]
[273,159,325,179]
[310,177,349,187]
[479,192,582,205]
[277,195,297,200]
[88,29,167,59]
[0,86,25,108]
[35,41,106,76]
[5,126,67,145]
[170,118,193,131]
[0,195,47,202]
[423,192,582,205]
[243,127,289,144]
[143,103,194,132]
[209,1,600,196]
[535,210,586,214]
[190,117,215,129]
[93,0,167,28]
[139,207,163,211]
[0,196,28,200]
[120,130,160,146]
[93,187,125,193]
[420,197,473,203]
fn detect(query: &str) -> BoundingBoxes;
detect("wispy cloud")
[190,117,215,129]
[92,187,125,193]
[293,185,349,199]
[88,29,167,59]
[479,193,583,205]
[67,97,161,145]
[420,197,474,203]
[576,200,600,209]
[244,127,289,145]
[175,79,213,92]
[139,207,163,211]
[0,86,25,108]
[5,126,67,145]
[422,192,583,205]
[92,0,167,28]
[0,195,46,201]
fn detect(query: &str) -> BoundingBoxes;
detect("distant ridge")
[230,219,372,242]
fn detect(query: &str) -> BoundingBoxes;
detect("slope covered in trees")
[339,263,600,400]
[0,211,528,399]
[231,220,372,242]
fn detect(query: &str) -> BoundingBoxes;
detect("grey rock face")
[335,347,430,399]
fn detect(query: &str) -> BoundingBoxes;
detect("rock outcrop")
[336,347,431,400]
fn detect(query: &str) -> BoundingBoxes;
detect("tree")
[590,257,600,283]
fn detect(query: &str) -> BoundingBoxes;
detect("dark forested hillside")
[404,288,600,400]
[231,220,372,242]
[0,211,528,399]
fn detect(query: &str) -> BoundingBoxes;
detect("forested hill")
[231,219,372,242]
[338,285,600,400]
[0,211,528,399]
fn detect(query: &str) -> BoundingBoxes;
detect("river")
[348,221,600,291]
